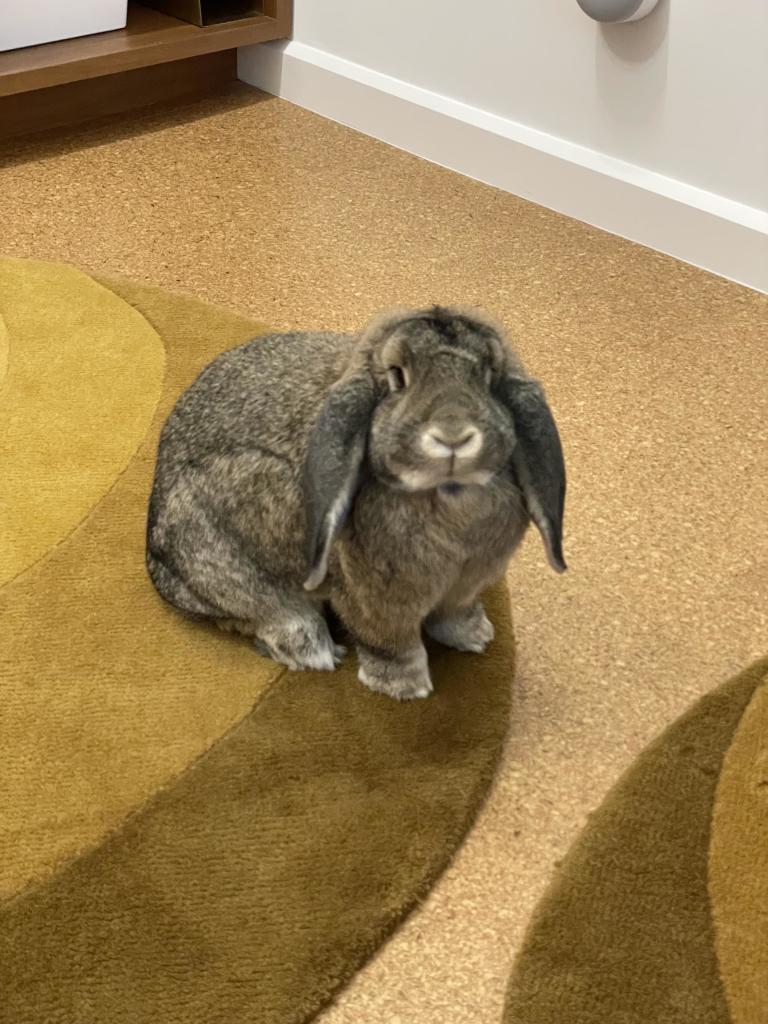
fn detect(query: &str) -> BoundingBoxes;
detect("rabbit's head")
[303,306,566,590]
[364,308,521,493]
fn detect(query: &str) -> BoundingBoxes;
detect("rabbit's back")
[147,330,354,596]
[157,330,353,471]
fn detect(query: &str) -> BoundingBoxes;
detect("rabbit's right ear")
[496,373,567,574]
[302,371,378,591]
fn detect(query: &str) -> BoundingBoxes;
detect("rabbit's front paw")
[426,601,495,653]
[357,644,433,701]
[256,614,345,672]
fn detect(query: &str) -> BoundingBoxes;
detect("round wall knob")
[576,0,661,22]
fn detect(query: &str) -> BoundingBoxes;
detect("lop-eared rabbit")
[147,306,566,700]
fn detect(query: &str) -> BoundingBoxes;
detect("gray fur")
[146,306,566,699]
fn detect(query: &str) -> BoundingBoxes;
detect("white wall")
[290,0,767,211]
[240,0,768,291]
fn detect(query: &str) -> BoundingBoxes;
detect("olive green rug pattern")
[503,657,768,1024]
[0,258,514,1024]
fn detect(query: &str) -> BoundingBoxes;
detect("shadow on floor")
[0,83,271,170]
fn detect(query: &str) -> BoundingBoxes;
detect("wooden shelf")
[0,2,291,99]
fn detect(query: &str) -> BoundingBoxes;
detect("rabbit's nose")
[422,426,482,458]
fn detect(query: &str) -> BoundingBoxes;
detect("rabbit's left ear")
[302,371,378,590]
[497,375,567,573]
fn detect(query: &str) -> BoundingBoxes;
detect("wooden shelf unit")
[0,1,291,137]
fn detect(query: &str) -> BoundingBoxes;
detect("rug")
[503,656,768,1024]
[0,257,514,1024]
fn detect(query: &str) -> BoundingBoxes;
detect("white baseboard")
[238,41,768,294]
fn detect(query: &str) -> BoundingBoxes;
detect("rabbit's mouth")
[440,482,465,496]
[385,461,494,493]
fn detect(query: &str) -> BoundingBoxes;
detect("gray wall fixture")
[576,0,661,22]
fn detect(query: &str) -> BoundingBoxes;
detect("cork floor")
[3,86,767,1023]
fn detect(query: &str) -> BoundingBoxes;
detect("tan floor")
[2,87,767,1023]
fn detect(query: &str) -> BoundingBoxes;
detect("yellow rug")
[0,258,514,1023]
[503,657,768,1024]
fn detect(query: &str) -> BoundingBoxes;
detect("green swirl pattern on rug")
[503,657,768,1024]
[0,259,514,1024]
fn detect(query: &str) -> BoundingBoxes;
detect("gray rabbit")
[146,305,566,700]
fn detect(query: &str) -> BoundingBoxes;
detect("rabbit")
[146,305,566,700]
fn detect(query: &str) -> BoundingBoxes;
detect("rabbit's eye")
[387,366,407,392]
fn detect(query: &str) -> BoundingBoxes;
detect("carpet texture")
[0,257,514,1023]
[0,259,164,587]
[503,657,768,1024]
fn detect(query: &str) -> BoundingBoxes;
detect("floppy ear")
[302,371,378,591]
[497,375,567,573]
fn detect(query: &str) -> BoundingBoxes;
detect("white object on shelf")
[576,0,661,22]
[0,0,128,53]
